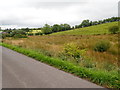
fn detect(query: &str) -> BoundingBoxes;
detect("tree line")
[75,17,120,28]
[1,17,120,37]
[42,24,71,34]
[42,17,120,34]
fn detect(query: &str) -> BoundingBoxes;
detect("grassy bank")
[1,43,119,88]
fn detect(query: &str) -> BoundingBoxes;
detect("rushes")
[3,34,118,71]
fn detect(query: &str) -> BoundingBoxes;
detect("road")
[2,46,104,88]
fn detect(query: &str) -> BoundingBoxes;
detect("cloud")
[0,0,119,29]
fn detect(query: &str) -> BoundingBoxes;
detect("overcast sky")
[0,0,119,29]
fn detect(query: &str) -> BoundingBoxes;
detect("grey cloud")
[0,0,119,29]
[23,1,88,9]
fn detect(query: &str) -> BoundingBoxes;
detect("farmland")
[2,21,119,88]
[3,22,119,71]
[27,30,41,34]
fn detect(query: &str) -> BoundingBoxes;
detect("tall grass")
[1,43,119,88]
[3,34,118,68]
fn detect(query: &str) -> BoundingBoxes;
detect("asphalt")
[1,46,105,88]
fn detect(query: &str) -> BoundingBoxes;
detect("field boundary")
[1,43,119,88]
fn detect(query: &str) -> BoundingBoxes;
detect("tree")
[98,20,103,24]
[42,24,52,34]
[63,24,71,30]
[89,21,93,26]
[75,25,79,29]
[80,20,90,27]
[21,28,30,32]
[71,26,75,29]
[92,21,98,25]
[52,24,61,32]
[59,24,71,31]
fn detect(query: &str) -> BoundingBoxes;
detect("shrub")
[93,40,111,52]
[13,34,27,38]
[109,26,119,34]
[28,33,34,36]
[64,43,81,59]
[1,33,6,39]
[35,32,43,35]
[63,43,86,63]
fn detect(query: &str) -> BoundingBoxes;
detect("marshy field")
[3,34,119,72]
[3,22,119,71]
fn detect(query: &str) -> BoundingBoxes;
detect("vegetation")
[42,17,119,35]
[42,24,52,34]
[1,17,119,88]
[3,34,118,72]
[51,24,71,32]
[93,40,111,52]
[75,17,119,28]
[1,43,119,88]
[1,17,119,36]
[109,26,119,34]
[51,22,118,35]
[1,30,27,39]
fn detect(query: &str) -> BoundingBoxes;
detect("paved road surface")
[2,46,104,88]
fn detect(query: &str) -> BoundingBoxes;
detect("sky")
[0,0,119,29]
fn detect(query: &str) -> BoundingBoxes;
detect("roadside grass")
[3,34,118,68]
[51,22,118,35]
[1,43,119,88]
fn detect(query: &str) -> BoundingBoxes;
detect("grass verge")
[1,42,119,88]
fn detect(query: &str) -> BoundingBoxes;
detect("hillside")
[51,22,118,35]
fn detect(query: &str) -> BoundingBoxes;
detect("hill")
[51,22,118,35]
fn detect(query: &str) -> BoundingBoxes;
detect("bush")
[28,33,34,36]
[13,34,27,38]
[63,43,86,63]
[35,32,43,35]
[94,40,111,52]
[64,43,81,59]
[109,26,119,34]
[1,34,6,39]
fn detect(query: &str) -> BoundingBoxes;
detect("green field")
[51,22,118,35]
[27,30,42,34]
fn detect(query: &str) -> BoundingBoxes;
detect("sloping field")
[51,22,118,35]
